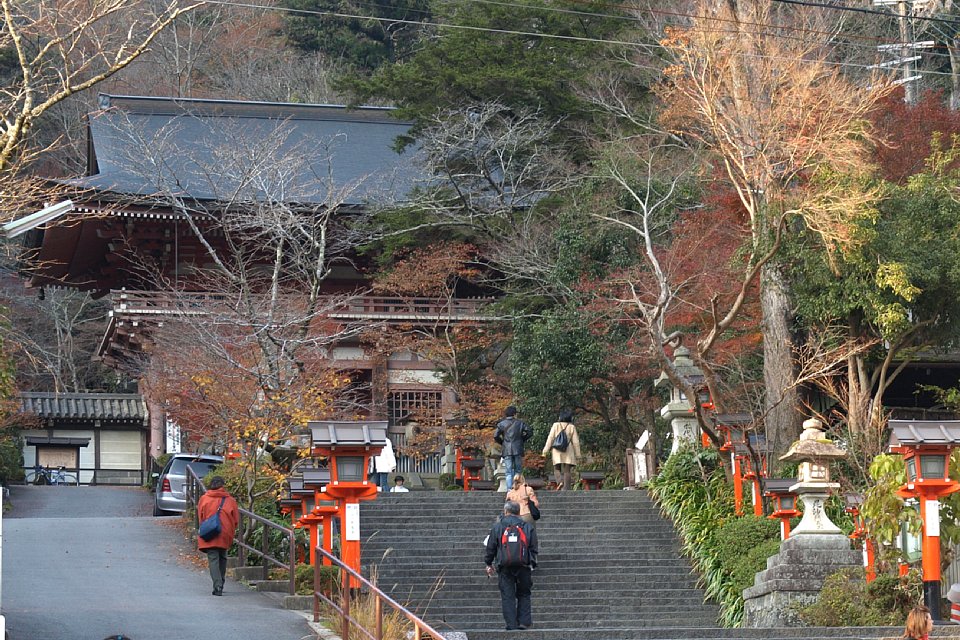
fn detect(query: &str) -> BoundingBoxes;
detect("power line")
[279,0,949,58]
[773,0,960,27]
[195,0,960,80]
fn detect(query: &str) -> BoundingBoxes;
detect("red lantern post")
[308,420,388,589]
[714,414,751,516]
[764,478,801,540]
[889,420,960,620]
[844,493,876,583]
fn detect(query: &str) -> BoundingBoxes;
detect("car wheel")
[153,503,169,516]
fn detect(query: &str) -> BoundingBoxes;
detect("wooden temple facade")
[8,94,493,472]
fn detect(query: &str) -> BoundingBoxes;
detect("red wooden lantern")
[888,420,960,620]
[714,414,751,515]
[844,492,876,582]
[308,420,388,589]
[764,478,801,540]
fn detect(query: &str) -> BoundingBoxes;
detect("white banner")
[345,503,361,541]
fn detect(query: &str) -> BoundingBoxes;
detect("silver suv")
[153,453,223,516]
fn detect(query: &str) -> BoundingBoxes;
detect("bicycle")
[25,465,77,486]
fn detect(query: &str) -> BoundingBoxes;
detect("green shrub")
[797,567,920,626]
[0,432,23,485]
[439,473,457,490]
[293,562,340,595]
[713,516,781,596]
[647,446,781,627]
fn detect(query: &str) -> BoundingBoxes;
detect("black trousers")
[498,566,533,629]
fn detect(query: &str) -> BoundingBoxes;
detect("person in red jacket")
[197,476,239,596]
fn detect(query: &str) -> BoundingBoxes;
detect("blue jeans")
[372,472,389,492]
[504,454,522,490]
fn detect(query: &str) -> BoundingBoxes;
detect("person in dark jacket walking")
[494,406,532,491]
[197,476,240,596]
[484,500,539,630]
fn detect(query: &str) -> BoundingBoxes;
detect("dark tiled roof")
[308,420,389,446]
[889,420,960,446]
[19,392,147,422]
[66,94,428,206]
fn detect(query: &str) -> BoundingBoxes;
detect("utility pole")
[873,0,931,104]
[899,0,918,103]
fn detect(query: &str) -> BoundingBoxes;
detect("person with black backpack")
[484,500,539,630]
[541,409,581,490]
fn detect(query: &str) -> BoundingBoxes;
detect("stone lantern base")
[742,533,862,627]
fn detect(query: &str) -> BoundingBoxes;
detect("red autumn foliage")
[870,89,960,183]
[373,242,483,297]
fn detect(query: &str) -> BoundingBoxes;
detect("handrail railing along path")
[313,546,447,640]
[185,467,296,595]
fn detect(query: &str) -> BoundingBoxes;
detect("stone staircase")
[358,490,960,640]
[360,490,719,638]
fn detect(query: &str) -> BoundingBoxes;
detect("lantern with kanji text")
[308,420,388,589]
[779,418,846,536]
[655,346,710,454]
[888,420,960,619]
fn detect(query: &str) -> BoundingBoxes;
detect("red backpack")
[498,522,530,567]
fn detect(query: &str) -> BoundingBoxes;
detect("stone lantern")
[743,417,861,628]
[779,418,846,535]
[655,346,709,454]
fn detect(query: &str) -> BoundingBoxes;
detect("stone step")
[425,615,722,629]
[347,488,717,635]
[361,542,679,564]
[250,579,293,593]
[457,627,919,640]
[367,569,700,584]
[379,584,708,599]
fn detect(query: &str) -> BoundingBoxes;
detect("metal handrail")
[313,546,447,640]
[185,467,297,595]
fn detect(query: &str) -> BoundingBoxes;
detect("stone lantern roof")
[654,346,705,389]
[779,418,846,463]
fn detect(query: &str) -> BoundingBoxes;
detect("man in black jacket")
[494,406,532,491]
[484,500,539,630]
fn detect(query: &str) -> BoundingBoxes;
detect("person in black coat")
[484,500,539,630]
[494,406,532,491]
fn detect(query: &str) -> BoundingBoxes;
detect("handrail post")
[313,547,320,623]
[342,581,351,640]
[288,529,296,595]
[260,521,269,581]
[374,592,383,640]
[238,515,248,567]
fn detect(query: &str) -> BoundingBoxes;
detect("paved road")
[2,485,316,640]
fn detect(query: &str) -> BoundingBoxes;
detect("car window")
[166,458,220,477]
[187,461,220,479]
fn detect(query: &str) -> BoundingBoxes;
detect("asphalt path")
[2,485,316,640]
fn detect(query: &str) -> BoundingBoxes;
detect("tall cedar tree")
[340,0,627,144]
[281,0,430,72]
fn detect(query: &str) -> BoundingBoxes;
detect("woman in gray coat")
[541,410,581,490]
